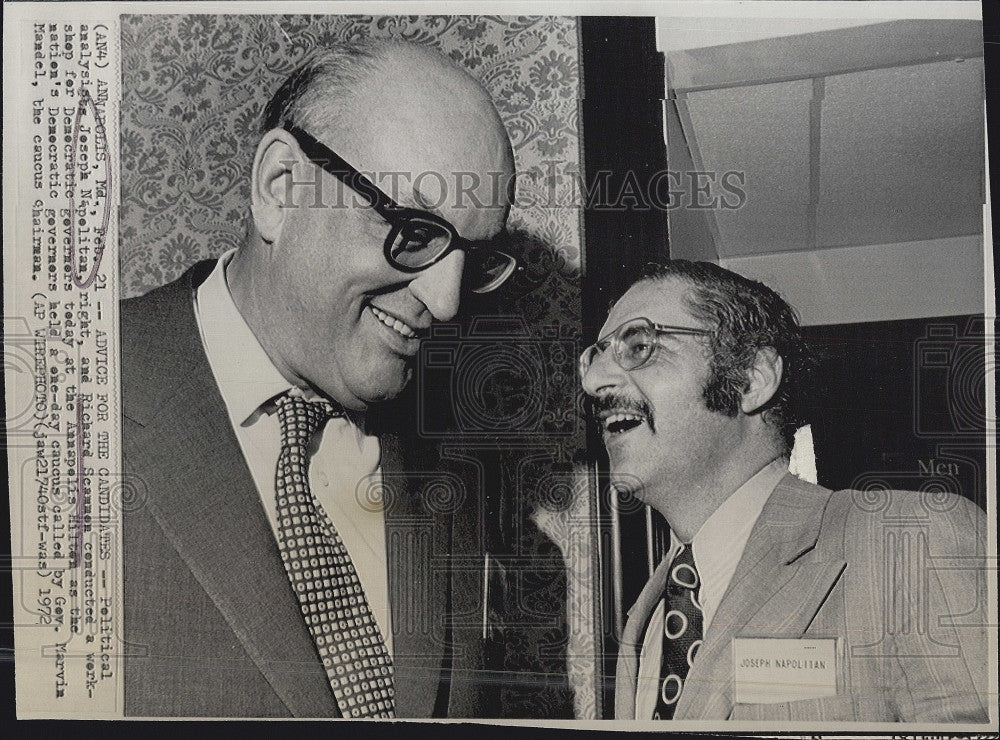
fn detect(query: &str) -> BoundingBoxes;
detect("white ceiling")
[657,18,986,324]
[680,56,984,256]
[656,16,880,55]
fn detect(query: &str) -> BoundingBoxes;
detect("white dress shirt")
[193,249,392,653]
[634,457,790,718]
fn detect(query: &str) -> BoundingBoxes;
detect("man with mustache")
[581,260,989,722]
[121,40,529,717]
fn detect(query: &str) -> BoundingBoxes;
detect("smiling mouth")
[601,412,648,435]
[369,305,419,340]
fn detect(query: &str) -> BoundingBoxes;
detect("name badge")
[732,637,837,705]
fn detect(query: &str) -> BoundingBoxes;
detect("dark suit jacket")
[121,261,499,717]
[615,473,991,723]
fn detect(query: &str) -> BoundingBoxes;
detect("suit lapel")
[126,265,338,717]
[615,557,672,719]
[381,431,450,718]
[675,474,845,720]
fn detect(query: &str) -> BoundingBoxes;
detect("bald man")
[121,41,526,718]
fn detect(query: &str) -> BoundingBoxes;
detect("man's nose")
[408,250,465,322]
[581,345,623,398]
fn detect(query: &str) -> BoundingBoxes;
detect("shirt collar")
[692,457,789,550]
[679,457,790,628]
[195,250,296,427]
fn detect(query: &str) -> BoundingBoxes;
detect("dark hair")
[636,260,816,453]
[261,41,387,137]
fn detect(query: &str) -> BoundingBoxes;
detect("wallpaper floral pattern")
[120,15,581,300]
[120,14,593,718]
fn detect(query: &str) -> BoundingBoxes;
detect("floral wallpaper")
[120,14,594,718]
[120,15,581,299]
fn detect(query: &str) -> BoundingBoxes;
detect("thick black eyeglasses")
[285,125,518,294]
[579,317,713,376]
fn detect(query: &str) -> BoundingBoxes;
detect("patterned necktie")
[652,544,703,719]
[273,392,395,718]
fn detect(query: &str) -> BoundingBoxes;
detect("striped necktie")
[274,392,395,718]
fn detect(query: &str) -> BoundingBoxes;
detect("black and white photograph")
[2,0,996,728]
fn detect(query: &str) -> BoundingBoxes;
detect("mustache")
[590,394,656,432]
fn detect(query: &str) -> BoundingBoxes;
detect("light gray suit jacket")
[615,473,991,723]
[121,262,496,717]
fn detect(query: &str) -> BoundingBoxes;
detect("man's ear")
[740,346,783,415]
[250,129,298,244]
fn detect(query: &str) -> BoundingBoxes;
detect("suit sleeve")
[865,494,992,723]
